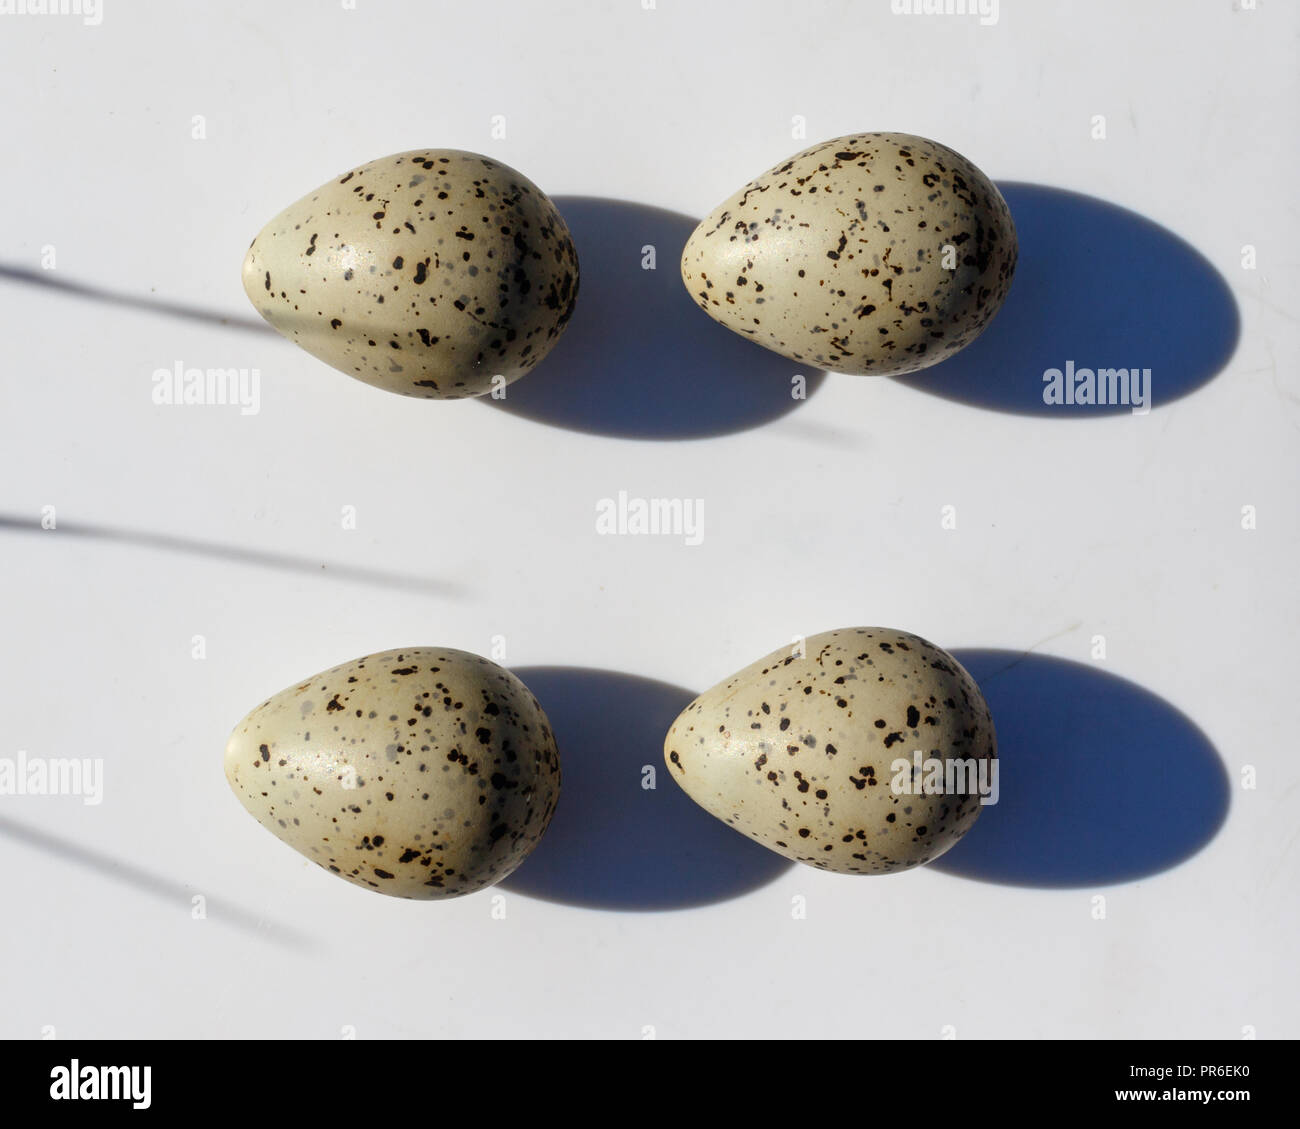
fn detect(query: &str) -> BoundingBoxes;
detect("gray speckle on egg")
[224,647,561,899]
[663,628,997,874]
[242,149,579,399]
[681,133,1017,376]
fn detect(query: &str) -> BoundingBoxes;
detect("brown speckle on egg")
[680,133,1017,377]
[662,628,997,874]
[223,647,562,899]
[241,150,579,400]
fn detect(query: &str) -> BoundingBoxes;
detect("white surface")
[0,0,1295,1039]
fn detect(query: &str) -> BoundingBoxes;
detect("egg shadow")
[0,816,317,951]
[0,513,465,599]
[0,262,275,335]
[483,197,826,439]
[931,650,1231,887]
[500,666,792,910]
[892,183,1241,416]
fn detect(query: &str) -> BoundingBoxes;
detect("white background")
[1,0,1295,1039]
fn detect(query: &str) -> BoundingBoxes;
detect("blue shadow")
[501,666,792,910]
[934,650,1231,887]
[483,197,825,439]
[892,184,1241,415]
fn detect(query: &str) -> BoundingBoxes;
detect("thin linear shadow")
[0,515,466,599]
[932,649,1231,887]
[485,197,826,440]
[500,666,792,910]
[893,184,1241,415]
[0,816,316,950]
[0,263,276,335]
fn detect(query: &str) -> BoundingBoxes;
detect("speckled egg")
[242,150,579,399]
[224,647,561,899]
[681,133,1016,376]
[663,628,997,874]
